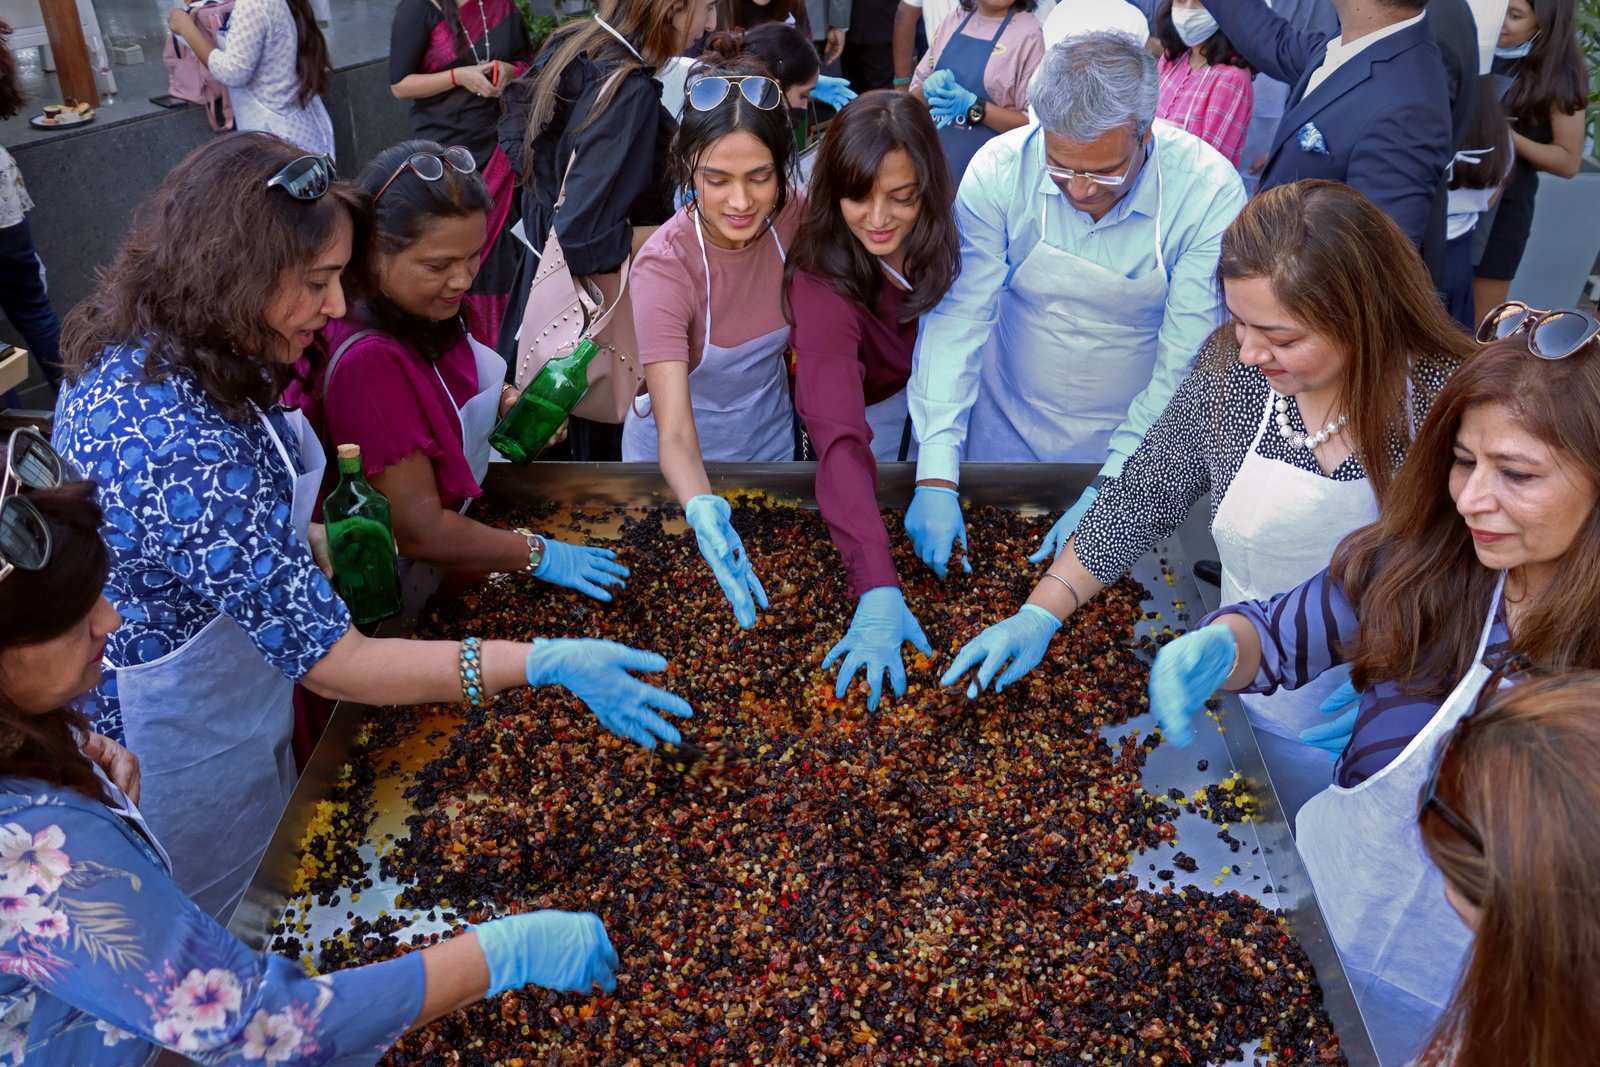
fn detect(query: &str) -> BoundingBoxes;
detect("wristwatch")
[966,99,987,127]
[513,527,545,575]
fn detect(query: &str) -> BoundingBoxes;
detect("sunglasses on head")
[0,429,70,587]
[687,75,783,112]
[266,154,336,201]
[373,145,478,203]
[1417,652,1532,852]
[1476,302,1600,360]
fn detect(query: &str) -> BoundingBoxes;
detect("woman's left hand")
[534,538,631,602]
[307,521,334,578]
[82,733,141,805]
[486,60,518,89]
[499,385,521,419]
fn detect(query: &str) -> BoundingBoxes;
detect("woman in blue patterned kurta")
[0,471,621,1065]
[51,134,694,921]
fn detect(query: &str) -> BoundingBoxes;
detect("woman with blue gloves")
[907,0,1044,181]
[0,467,621,1066]
[52,135,692,922]
[1145,314,1600,1062]
[941,183,1470,815]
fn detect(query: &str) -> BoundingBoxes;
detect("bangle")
[450,67,457,86]
[459,636,485,707]
[1042,571,1081,613]
[892,75,912,86]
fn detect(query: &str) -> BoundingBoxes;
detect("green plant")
[1581,0,1599,148]
[514,1,562,53]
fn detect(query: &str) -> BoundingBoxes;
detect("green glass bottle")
[324,444,403,626]
[489,338,601,464]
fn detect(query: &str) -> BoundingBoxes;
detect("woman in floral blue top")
[0,462,621,1066]
[51,134,695,922]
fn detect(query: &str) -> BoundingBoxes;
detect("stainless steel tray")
[228,462,1377,1065]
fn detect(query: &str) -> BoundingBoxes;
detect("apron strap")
[937,8,1016,100]
[322,328,381,396]
[898,415,913,463]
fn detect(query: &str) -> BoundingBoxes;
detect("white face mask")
[1172,6,1220,47]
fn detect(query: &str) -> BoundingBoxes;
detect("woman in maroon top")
[784,91,960,711]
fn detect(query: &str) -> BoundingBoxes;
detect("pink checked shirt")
[1156,53,1255,165]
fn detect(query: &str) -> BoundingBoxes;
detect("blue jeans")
[0,217,63,408]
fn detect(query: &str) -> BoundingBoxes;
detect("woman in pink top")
[1152,0,1254,165]
[785,92,960,711]
[622,45,801,631]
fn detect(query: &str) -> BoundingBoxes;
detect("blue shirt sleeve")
[1,797,424,1066]
[1203,566,1356,695]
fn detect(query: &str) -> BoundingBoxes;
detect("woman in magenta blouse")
[784,91,960,712]
[290,141,626,600]
[1152,0,1254,165]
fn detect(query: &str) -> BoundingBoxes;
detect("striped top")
[1206,567,1510,786]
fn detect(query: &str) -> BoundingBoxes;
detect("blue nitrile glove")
[685,494,769,628]
[1148,624,1238,747]
[1300,708,1359,759]
[475,910,619,996]
[921,68,956,96]
[1028,486,1098,565]
[905,485,970,578]
[525,639,693,749]
[823,587,935,711]
[812,74,856,110]
[533,537,630,602]
[940,604,1061,697]
[928,89,976,130]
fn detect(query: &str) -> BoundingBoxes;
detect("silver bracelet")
[1042,571,1081,613]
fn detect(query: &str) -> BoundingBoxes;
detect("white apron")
[1296,575,1501,1062]
[111,407,324,921]
[622,218,794,462]
[864,261,919,463]
[966,139,1168,462]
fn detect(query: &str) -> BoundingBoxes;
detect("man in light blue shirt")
[904,32,1245,576]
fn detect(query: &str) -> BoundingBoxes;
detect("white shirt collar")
[1304,11,1424,97]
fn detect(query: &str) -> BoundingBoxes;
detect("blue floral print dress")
[0,780,424,1065]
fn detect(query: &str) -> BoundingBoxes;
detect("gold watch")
[513,527,545,574]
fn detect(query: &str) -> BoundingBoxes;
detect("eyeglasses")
[373,145,478,203]
[1417,653,1531,852]
[266,154,336,201]
[1476,301,1600,360]
[687,75,782,112]
[0,429,69,586]
[1041,141,1146,188]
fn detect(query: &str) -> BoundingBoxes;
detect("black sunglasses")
[0,429,69,586]
[1476,301,1600,360]
[373,145,478,203]
[687,75,782,112]
[266,154,336,201]
[1417,653,1532,851]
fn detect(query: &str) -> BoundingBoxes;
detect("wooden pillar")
[38,0,99,108]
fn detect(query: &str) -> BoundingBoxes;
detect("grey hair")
[1029,32,1160,143]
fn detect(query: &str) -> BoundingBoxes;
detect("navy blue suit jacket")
[1205,0,1453,245]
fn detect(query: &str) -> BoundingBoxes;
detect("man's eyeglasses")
[1477,301,1600,360]
[1417,653,1531,852]
[1041,141,1146,188]
[0,429,69,586]
[373,145,478,203]
[687,75,782,112]
[266,154,336,201]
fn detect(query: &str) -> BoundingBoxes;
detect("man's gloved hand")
[1148,624,1238,747]
[1028,486,1098,564]
[812,74,857,110]
[823,587,934,712]
[474,910,619,996]
[940,604,1061,696]
[1299,667,1361,759]
[905,485,970,578]
[533,537,630,602]
[525,639,693,749]
[685,494,768,628]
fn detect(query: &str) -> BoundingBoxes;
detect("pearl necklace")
[1275,396,1347,450]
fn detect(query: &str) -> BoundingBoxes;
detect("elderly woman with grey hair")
[902,31,1246,580]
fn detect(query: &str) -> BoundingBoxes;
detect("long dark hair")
[735,0,799,29]
[1501,0,1587,127]
[1152,0,1249,68]
[672,43,797,223]
[0,482,113,806]
[956,0,1037,11]
[0,22,25,120]
[1450,77,1514,192]
[1214,180,1473,507]
[785,91,959,323]
[60,133,366,421]
[726,23,818,91]
[287,0,332,108]
[351,139,492,362]
[1333,336,1600,697]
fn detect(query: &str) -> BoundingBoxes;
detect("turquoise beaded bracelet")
[459,636,485,707]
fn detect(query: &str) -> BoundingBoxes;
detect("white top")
[1041,0,1150,47]
[0,146,33,230]
[206,0,334,157]
[1302,11,1425,98]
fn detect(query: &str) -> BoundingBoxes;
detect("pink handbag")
[163,0,235,132]
[512,97,645,423]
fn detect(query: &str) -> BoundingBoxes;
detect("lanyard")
[879,258,913,291]
[593,16,642,61]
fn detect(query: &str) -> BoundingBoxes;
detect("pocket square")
[1297,121,1330,155]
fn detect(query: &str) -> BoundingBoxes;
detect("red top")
[788,268,917,598]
